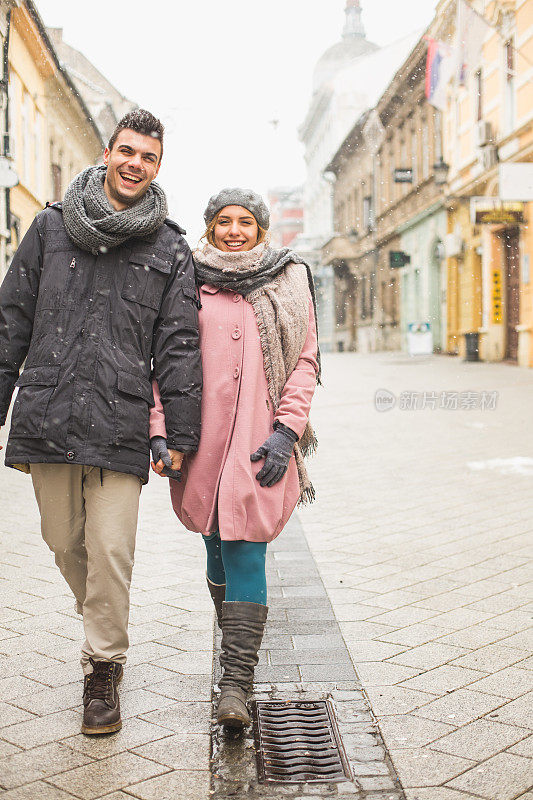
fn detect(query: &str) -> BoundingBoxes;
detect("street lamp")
[433,157,450,186]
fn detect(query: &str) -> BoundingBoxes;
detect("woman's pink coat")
[150,281,318,542]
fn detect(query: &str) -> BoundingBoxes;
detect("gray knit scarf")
[194,242,321,505]
[62,165,168,255]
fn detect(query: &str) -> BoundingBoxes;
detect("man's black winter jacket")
[0,204,202,483]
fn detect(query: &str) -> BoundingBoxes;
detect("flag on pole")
[457,0,493,85]
[425,37,455,111]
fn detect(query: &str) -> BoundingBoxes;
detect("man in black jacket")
[0,109,202,735]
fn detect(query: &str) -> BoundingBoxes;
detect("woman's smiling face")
[213,206,259,252]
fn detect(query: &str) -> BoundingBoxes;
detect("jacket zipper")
[194,280,202,310]
[65,258,76,301]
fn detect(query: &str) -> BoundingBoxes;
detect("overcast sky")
[36,0,437,243]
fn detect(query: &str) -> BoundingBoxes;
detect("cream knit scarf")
[194,241,319,504]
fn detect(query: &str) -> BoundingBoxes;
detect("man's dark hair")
[107,109,164,161]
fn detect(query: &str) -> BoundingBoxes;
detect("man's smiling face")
[103,129,161,210]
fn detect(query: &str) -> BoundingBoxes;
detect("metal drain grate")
[252,700,352,784]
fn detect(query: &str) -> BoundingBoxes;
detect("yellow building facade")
[440,0,533,366]
[6,2,102,268]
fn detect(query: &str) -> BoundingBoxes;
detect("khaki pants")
[30,464,141,673]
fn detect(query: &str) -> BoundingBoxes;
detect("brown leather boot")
[207,576,226,630]
[217,601,268,729]
[81,658,123,735]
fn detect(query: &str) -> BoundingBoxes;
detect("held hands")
[250,423,298,487]
[150,436,183,481]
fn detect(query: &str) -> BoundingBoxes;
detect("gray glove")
[250,423,298,487]
[150,436,182,481]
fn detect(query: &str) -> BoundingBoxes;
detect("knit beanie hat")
[204,188,270,230]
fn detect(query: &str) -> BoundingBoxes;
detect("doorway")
[503,228,520,361]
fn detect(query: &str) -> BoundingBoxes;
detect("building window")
[414,268,421,319]
[382,277,399,324]
[51,163,62,202]
[35,111,43,200]
[434,109,443,161]
[21,91,31,184]
[400,134,408,195]
[390,276,398,324]
[7,72,19,160]
[504,39,515,134]
[475,69,483,122]
[353,188,359,231]
[387,146,394,205]
[411,128,418,184]
[454,96,461,166]
[374,157,381,216]
[422,121,429,179]
[370,270,376,317]
[363,195,374,232]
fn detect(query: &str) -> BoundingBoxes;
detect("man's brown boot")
[81,657,123,735]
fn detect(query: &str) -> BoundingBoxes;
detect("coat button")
[66,450,75,461]
[232,329,241,340]
[233,294,241,302]
[233,367,240,378]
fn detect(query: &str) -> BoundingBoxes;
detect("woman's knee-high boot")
[217,600,268,728]
[206,576,226,630]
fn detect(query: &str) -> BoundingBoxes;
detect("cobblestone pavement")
[0,351,532,800]
[0,429,214,800]
[299,352,533,800]
[211,515,404,800]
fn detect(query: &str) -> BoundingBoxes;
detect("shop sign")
[471,198,524,225]
[389,250,411,268]
[394,168,413,183]
[492,268,502,324]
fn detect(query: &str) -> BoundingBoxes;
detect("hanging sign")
[389,251,411,268]
[471,198,524,225]
[394,168,413,183]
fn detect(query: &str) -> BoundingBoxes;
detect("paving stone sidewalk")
[1,350,532,800]
[298,352,533,800]
[0,436,214,800]
[0,417,400,800]
[212,515,404,800]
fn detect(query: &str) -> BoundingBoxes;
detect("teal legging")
[203,530,267,605]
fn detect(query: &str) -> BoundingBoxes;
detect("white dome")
[312,2,378,94]
[312,37,378,94]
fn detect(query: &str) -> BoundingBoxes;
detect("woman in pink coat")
[150,188,319,729]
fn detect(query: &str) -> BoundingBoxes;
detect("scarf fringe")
[301,431,318,458]
[297,484,316,506]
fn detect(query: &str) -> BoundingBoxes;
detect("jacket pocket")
[37,252,86,310]
[122,252,172,310]
[11,366,61,438]
[113,370,153,452]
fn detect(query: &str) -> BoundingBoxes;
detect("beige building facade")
[439,0,533,366]
[325,34,447,354]
[4,2,102,276]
